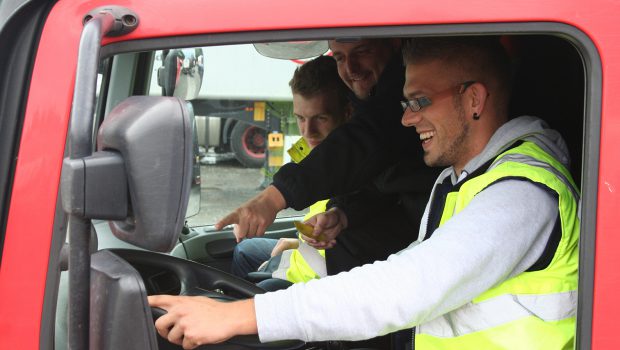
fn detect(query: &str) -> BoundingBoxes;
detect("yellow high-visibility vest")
[416,141,580,350]
[271,137,327,283]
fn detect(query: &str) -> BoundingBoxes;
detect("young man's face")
[401,60,477,172]
[293,92,347,149]
[329,39,395,100]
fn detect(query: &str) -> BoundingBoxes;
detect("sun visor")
[253,41,328,59]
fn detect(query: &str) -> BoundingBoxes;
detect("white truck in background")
[151,44,301,168]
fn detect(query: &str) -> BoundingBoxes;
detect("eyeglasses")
[401,81,476,113]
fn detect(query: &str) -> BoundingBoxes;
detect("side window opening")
[95,35,588,230]
[52,30,594,350]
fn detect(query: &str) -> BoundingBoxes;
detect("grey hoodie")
[256,116,571,343]
[467,115,570,174]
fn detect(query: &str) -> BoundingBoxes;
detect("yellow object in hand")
[294,221,328,242]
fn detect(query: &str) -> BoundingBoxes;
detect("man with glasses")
[150,36,579,350]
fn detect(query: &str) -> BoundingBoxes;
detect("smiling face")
[329,39,396,100]
[401,60,478,173]
[293,92,347,148]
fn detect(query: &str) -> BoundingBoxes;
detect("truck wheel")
[231,122,266,168]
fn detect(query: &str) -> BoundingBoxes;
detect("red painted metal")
[1,0,619,348]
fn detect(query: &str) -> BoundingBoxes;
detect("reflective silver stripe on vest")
[417,290,577,337]
[297,240,327,278]
[491,154,579,202]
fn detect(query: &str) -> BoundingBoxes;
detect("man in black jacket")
[216,39,439,273]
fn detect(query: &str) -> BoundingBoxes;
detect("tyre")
[230,122,266,168]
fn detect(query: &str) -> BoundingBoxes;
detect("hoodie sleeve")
[255,180,557,342]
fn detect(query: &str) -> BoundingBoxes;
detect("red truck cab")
[0,0,618,349]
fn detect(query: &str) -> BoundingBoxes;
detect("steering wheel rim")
[108,248,305,350]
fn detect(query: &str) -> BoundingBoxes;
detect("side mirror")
[157,48,204,100]
[97,96,193,251]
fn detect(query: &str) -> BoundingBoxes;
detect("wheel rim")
[241,126,266,159]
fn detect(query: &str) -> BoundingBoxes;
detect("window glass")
[146,44,309,227]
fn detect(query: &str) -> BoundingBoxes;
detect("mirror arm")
[63,8,138,350]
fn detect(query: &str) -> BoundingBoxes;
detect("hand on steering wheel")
[149,295,257,349]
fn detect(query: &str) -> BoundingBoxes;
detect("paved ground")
[186,160,304,227]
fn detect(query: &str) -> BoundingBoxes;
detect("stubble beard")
[427,108,469,169]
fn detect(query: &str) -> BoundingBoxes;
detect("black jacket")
[273,53,440,273]
[324,158,440,274]
[272,54,424,210]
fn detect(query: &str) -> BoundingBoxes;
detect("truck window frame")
[42,22,600,350]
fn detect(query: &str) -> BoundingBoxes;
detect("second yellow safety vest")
[271,137,328,283]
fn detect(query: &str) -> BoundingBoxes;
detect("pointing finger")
[215,212,239,231]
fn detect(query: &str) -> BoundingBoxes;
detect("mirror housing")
[97,96,193,252]
[157,48,204,100]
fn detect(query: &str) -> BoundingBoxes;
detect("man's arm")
[270,238,299,257]
[150,180,558,345]
[274,101,420,210]
[256,180,557,342]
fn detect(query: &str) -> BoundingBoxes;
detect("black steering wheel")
[109,248,305,350]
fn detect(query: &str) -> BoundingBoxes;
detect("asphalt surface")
[186,160,305,227]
